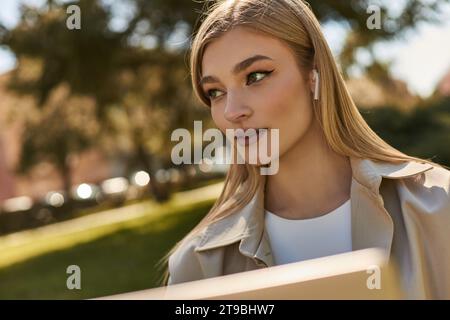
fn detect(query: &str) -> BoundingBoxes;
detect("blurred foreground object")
[97,248,404,300]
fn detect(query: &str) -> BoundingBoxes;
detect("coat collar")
[349,157,434,195]
[194,157,434,266]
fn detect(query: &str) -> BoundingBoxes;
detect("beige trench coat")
[167,157,450,299]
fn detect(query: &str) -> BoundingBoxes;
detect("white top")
[264,199,352,265]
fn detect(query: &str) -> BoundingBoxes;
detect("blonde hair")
[156,0,442,286]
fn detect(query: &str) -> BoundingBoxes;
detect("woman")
[159,0,450,299]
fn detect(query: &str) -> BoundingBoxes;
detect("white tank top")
[264,199,352,265]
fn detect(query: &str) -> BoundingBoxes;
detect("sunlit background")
[0,0,449,299]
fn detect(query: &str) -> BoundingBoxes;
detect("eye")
[246,69,274,85]
[206,89,224,101]
[204,69,274,102]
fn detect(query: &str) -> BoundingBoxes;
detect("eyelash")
[205,69,274,101]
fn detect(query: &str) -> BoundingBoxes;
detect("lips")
[234,128,268,138]
[234,128,268,146]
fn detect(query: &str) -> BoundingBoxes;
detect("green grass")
[0,185,220,299]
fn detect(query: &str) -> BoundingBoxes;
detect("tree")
[16,84,98,197]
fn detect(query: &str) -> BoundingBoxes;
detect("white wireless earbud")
[313,69,320,100]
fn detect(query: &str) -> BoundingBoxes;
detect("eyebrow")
[200,54,273,87]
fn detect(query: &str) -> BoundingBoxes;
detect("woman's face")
[200,26,316,165]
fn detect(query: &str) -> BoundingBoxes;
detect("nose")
[223,93,253,123]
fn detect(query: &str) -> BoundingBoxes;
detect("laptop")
[97,248,404,300]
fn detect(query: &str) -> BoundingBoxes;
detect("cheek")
[210,107,228,134]
[260,74,314,153]
[258,72,312,127]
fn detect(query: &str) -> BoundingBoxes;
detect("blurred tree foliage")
[309,0,450,75]
[0,0,210,200]
[0,0,448,199]
[361,97,450,167]
[18,85,99,194]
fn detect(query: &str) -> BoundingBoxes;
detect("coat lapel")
[350,165,395,256]
[350,158,433,258]
[194,175,272,267]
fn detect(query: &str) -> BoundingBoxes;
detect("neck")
[264,120,352,219]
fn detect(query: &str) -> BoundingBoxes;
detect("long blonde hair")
[156,0,442,286]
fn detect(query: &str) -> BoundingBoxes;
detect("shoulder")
[354,157,450,206]
[167,232,205,285]
[396,163,450,214]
